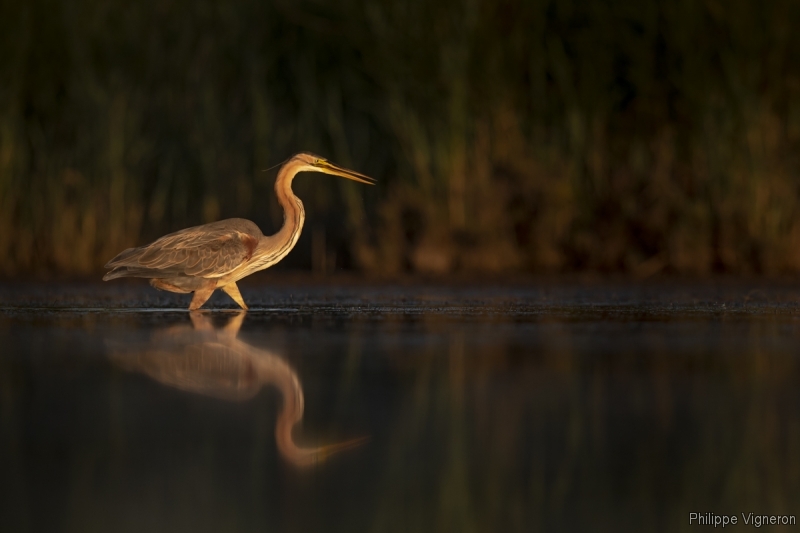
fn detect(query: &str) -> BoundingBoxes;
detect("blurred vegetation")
[370,318,800,532]
[2,0,800,276]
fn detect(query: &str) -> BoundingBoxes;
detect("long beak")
[316,161,376,185]
[317,435,371,460]
[309,435,371,466]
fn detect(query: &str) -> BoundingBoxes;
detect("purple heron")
[108,311,368,467]
[103,153,374,310]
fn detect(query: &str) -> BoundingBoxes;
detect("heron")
[108,311,369,467]
[103,153,374,310]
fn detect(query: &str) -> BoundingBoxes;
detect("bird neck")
[260,356,320,467]
[275,380,316,466]
[251,341,367,467]
[271,160,306,259]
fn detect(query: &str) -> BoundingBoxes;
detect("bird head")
[293,152,376,185]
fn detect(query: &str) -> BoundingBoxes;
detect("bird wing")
[106,224,260,278]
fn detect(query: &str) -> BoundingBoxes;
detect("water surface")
[2,281,800,532]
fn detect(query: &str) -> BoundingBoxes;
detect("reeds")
[2,0,800,276]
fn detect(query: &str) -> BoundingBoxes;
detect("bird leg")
[189,284,216,311]
[188,310,214,330]
[221,282,249,310]
[221,311,246,336]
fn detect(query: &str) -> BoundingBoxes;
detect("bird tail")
[103,246,156,280]
[103,247,143,269]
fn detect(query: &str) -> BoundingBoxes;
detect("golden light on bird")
[108,311,369,467]
[103,153,375,310]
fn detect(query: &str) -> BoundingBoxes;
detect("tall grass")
[2,0,800,276]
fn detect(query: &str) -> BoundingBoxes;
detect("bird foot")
[222,282,249,310]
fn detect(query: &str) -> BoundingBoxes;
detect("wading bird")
[103,153,374,310]
[108,311,368,467]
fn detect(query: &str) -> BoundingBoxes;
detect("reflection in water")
[3,291,800,532]
[107,311,367,467]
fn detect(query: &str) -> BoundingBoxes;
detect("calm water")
[2,281,800,532]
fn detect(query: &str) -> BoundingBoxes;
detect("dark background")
[2,0,800,277]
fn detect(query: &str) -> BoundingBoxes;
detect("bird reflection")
[107,311,367,467]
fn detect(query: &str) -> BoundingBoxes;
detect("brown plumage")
[108,312,368,466]
[103,153,374,309]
